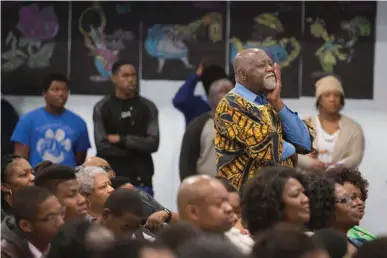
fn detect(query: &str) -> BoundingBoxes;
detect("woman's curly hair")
[241,166,308,236]
[325,167,369,201]
[304,173,337,231]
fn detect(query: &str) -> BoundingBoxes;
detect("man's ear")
[18,219,34,233]
[186,204,200,222]
[101,208,112,221]
[111,74,117,84]
[238,69,247,81]
[1,183,10,193]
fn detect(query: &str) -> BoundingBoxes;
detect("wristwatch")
[164,208,172,223]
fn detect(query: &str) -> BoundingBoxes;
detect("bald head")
[177,175,235,231]
[178,176,214,214]
[83,157,115,179]
[233,48,264,74]
[84,157,110,167]
[233,48,274,94]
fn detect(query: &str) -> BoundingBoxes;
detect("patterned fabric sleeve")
[214,99,283,164]
[302,118,317,154]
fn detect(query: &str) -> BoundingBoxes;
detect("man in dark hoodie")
[1,186,64,258]
[93,60,159,196]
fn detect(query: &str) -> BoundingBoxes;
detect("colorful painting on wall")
[1,1,69,95]
[141,1,227,80]
[229,1,302,98]
[70,2,140,95]
[302,1,376,99]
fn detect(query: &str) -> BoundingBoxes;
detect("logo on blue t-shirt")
[36,128,73,164]
[11,107,91,168]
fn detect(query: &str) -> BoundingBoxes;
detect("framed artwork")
[1,1,69,95]
[229,1,303,98]
[141,1,227,80]
[302,1,376,99]
[70,1,140,95]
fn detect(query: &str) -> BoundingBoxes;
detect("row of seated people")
[1,153,383,258]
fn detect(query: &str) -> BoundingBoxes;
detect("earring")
[8,189,12,196]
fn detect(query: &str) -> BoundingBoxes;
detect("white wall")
[3,2,387,235]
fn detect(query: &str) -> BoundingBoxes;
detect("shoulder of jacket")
[1,239,20,258]
[341,115,363,131]
[93,96,111,110]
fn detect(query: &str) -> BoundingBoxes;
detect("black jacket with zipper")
[93,94,159,180]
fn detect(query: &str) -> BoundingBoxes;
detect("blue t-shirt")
[11,107,91,168]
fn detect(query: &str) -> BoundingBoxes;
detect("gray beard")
[264,76,277,91]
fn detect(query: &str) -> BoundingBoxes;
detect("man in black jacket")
[93,61,159,196]
[179,78,233,181]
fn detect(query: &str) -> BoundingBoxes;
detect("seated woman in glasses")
[305,173,363,257]
[325,167,376,248]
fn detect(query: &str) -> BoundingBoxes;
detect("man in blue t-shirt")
[11,73,91,168]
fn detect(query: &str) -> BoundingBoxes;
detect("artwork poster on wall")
[302,1,376,99]
[70,2,140,95]
[1,1,69,95]
[229,1,302,98]
[141,1,227,80]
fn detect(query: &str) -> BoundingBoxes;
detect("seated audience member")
[252,223,329,258]
[111,176,178,230]
[47,218,115,258]
[83,156,116,179]
[353,237,387,258]
[311,228,349,258]
[11,73,91,167]
[298,75,364,173]
[1,98,19,156]
[35,164,88,221]
[96,188,155,241]
[75,166,114,221]
[241,167,310,238]
[305,173,362,257]
[179,78,233,180]
[34,160,54,175]
[156,221,201,254]
[1,186,64,258]
[177,175,235,233]
[1,154,34,221]
[177,234,244,258]
[325,167,376,247]
[103,239,174,258]
[173,62,228,126]
[217,177,254,254]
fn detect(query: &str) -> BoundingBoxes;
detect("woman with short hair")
[76,166,114,221]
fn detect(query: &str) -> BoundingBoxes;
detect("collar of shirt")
[232,83,269,105]
[28,242,48,258]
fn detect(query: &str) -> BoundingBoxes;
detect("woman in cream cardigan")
[298,75,365,172]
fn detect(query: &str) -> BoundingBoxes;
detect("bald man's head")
[177,175,235,232]
[233,48,275,94]
[83,157,115,179]
[84,157,110,167]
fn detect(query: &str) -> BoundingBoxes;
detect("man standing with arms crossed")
[93,60,159,196]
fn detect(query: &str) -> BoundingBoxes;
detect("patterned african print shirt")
[214,84,315,190]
